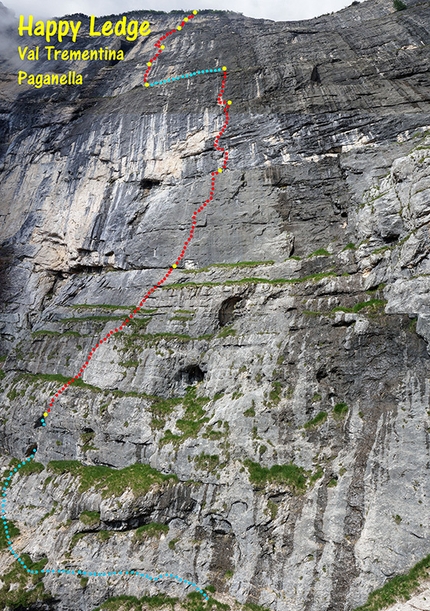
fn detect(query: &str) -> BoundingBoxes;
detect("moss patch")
[308,248,330,258]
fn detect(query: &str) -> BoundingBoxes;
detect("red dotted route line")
[40,11,231,424]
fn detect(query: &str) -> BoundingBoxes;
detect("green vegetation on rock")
[354,553,430,611]
[308,248,330,257]
[183,260,275,274]
[161,387,210,447]
[7,458,45,477]
[163,272,337,291]
[93,592,230,611]
[47,461,177,498]
[0,519,20,550]
[268,381,282,405]
[304,411,328,429]
[150,395,183,430]
[333,402,349,418]
[194,453,219,472]
[79,510,100,526]
[0,554,52,609]
[217,325,237,338]
[245,460,307,492]
[133,522,169,541]
[333,299,386,314]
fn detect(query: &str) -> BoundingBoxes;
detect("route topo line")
[2,10,232,601]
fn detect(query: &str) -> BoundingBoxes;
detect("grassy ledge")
[354,553,430,611]
[47,461,177,498]
[93,592,232,611]
[183,260,275,274]
[162,272,337,290]
[333,299,386,314]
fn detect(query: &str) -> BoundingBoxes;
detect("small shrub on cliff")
[393,0,407,9]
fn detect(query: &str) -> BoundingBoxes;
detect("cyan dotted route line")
[2,453,203,593]
[2,9,232,603]
[149,67,224,87]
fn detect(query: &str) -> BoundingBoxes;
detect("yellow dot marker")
[218,168,223,173]
[172,264,177,269]
[161,45,165,49]
[184,17,189,22]
[145,82,150,87]
[227,100,232,105]
[177,26,182,30]
[147,61,152,66]
[222,66,227,71]
[193,10,198,14]
[43,412,48,417]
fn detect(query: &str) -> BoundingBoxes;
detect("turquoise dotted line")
[1,450,209,600]
[2,31,227,605]
[149,66,223,86]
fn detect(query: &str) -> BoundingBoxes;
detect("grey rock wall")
[0,1,430,610]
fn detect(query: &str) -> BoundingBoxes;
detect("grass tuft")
[308,248,330,258]
[304,411,328,429]
[0,519,20,550]
[79,510,100,526]
[333,402,349,418]
[133,522,169,541]
[245,460,307,492]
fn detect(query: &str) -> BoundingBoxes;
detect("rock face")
[0,1,430,610]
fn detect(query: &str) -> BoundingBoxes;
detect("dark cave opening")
[218,296,243,327]
[178,364,205,385]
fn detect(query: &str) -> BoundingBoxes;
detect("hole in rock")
[178,364,205,386]
[310,65,321,83]
[140,178,161,190]
[219,296,243,327]
[382,233,400,244]
[316,366,328,381]
[25,443,37,456]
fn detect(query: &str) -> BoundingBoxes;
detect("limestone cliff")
[0,1,430,610]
